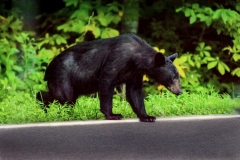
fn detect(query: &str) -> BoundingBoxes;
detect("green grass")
[0,91,240,124]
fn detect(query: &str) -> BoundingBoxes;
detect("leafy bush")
[38,0,122,44]
[0,0,123,99]
[174,2,240,92]
[0,13,47,99]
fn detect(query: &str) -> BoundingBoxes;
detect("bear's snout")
[167,79,182,95]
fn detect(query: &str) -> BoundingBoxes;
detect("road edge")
[0,114,240,129]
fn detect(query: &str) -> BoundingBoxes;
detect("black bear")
[37,33,182,122]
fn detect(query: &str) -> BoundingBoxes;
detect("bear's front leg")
[98,81,122,120]
[126,80,156,122]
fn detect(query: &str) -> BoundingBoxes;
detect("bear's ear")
[168,53,178,62]
[154,52,165,67]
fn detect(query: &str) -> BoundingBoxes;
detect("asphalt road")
[0,115,240,160]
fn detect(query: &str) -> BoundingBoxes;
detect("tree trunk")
[121,0,140,34]
[120,0,140,100]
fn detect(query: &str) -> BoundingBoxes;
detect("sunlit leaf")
[112,15,121,24]
[157,85,164,91]
[70,10,89,19]
[56,35,67,45]
[221,61,230,72]
[176,7,183,13]
[188,58,195,66]
[174,56,188,64]
[213,9,221,19]
[173,62,187,78]
[198,14,207,22]
[204,51,211,57]
[92,27,101,38]
[101,28,119,38]
[196,62,201,68]
[159,49,165,54]
[14,35,24,43]
[204,7,213,14]
[12,65,23,72]
[184,8,191,17]
[196,42,205,51]
[218,63,225,75]
[190,15,196,24]
[222,46,232,52]
[205,18,212,27]
[153,47,159,52]
[207,61,217,69]
[233,53,240,62]
[221,11,227,24]
[178,67,186,78]
[118,11,123,17]
[206,57,216,61]
[9,48,19,55]
[231,68,240,77]
[98,16,109,26]
[143,75,149,81]
[204,46,212,50]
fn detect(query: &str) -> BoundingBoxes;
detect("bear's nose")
[176,90,183,96]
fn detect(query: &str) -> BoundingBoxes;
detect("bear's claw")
[105,114,123,120]
[139,116,156,122]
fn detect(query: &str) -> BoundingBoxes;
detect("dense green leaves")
[175,1,240,92]
[0,0,123,97]
[1,0,240,96]
[207,57,230,75]
[56,1,122,39]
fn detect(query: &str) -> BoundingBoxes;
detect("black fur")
[37,33,182,122]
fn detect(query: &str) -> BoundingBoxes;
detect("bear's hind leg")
[98,81,122,120]
[48,81,77,105]
[36,91,55,105]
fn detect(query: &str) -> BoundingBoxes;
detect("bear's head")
[148,53,182,95]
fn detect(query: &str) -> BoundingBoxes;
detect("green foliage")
[163,41,231,92]
[1,0,240,99]
[1,0,240,123]
[174,2,240,92]
[55,0,122,41]
[176,2,240,77]
[0,0,123,98]
[0,14,46,98]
